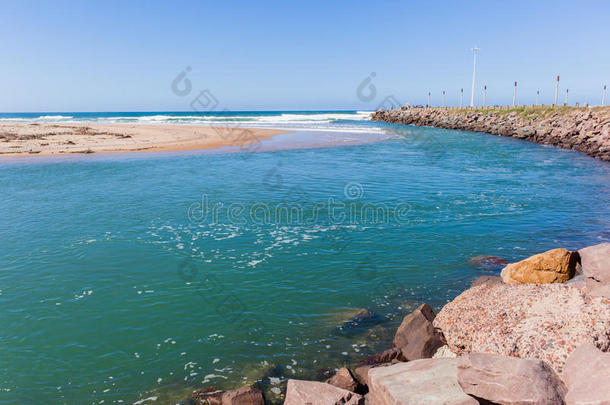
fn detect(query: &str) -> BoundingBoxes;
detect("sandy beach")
[0,122,288,157]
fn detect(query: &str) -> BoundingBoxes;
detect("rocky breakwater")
[371,106,610,161]
[182,243,609,404]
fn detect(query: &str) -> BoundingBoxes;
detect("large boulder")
[562,343,610,405]
[191,386,264,405]
[284,380,364,405]
[368,359,477,405]
[393,303,444,360]
[434,279,610,372]
[579,243,610,298]
[457,353,566,404]
[325,367,360,393]
[501,248,578,285]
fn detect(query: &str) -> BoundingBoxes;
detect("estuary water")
[1,111,609,404]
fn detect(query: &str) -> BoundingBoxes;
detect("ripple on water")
[0,126,609,404]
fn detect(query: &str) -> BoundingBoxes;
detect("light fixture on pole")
[602,85,606,106]
[470,46,479,107]
[536,90,540,106]
[483,85,487,107]
[460,88,463,108]
[442,91,445,107]
[427,92,431,107]
[565,89,569,106]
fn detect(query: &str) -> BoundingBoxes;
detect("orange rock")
[501,248,578,285]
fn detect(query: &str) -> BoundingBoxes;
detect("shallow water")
[1,116,609,404]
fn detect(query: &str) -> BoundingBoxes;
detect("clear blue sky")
[1,0,609,112]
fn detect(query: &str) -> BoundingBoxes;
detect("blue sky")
[1,0,609,111]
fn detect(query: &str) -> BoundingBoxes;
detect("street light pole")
[603,85,607,106]
[536,90,540,106]
[442,91,446,107]
[565,89,569,106]
[427,92,431,107]
[513,81,517,107]
[554,75,560,106]
[483,85,487,107]
[460,88,463,108]
[470,46,479,107]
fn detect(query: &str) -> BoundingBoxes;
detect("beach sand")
[0,123,288,157]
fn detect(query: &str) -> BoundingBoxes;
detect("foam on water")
[0,111,372,127]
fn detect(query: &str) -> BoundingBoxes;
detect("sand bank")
[0,123,288,157]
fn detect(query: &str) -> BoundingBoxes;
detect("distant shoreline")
[372,106,610,161]
[0,122,289,157]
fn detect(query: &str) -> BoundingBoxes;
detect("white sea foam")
[36,115,73,120]
[133,396,158,404]
[0,114,73,122]
[0,111,375,130]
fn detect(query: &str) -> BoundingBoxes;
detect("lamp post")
[513,81,517,107]
[427,92,431,107]
[554,75,560,106]
[442,91,446,107]
[536,90,540,106]
[565,89,569,106]
[603,85,606,106]
[483,85,487,107]
[470,46,479,107]
[460,88,463,108]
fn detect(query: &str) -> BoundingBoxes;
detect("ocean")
[1,111,609,404]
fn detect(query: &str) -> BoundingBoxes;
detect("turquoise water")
[1,112,610,404]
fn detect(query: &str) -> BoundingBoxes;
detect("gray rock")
[579,243,610,298]
[284,379,364,405]
[563,343,610,405]
[566,274,586,290]
[458,353,566,404]
[432,345,457,358]
[393,303,443,360]
[368,359,477,405]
